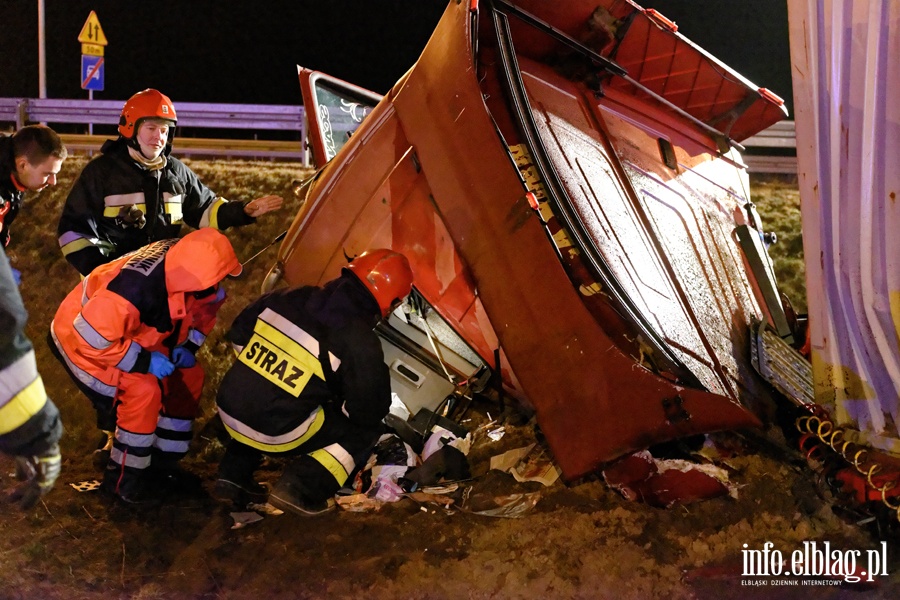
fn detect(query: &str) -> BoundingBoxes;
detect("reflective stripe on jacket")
[57,137,254,276]
[0,242,61,456]
[216,274,390,451]
[51,230,238,389]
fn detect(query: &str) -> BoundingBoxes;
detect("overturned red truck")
[263,0,791,480]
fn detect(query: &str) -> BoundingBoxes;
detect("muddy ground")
[1,156,898,599]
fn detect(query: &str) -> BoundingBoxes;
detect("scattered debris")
[602,450,734,508]
[247,502,283,516]
[229,511,264,529]
[406,492,455,512]
[420,483,458,495]
[69,480,101,492]
[460,486,541,518]
[487,427,506,442]
[490,444,560,487]
[490,446,531,473]
[336,493,383,512]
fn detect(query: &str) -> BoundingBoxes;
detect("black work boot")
[147,460,204,496]
[213,478,269,507]
[269,479,336,517]
[214,440,266,507]
[101,463,162,508]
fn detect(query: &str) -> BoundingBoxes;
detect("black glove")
[115,205,146,229]
[9,443,62,509]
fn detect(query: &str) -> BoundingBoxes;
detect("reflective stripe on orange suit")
[51,230,238,472]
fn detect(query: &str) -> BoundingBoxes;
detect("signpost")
[78,11,108,133]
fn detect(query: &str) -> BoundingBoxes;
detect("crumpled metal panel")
[278,0,775,478]
[518,59,775,409]
[507,0,788,141]
[789,0,900,454]
[389,0,760,478]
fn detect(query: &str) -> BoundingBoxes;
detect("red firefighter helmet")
[118,89,177,138]
[345,249,414,318]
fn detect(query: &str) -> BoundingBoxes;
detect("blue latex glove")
[172,346,196,369]
[148,351,175,379]
[11,267,21,286]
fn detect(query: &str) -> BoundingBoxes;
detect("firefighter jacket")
[216,273,391,453]
[0,136,24,248]
[50,229,240,397]
[57,137,255,276]
[0,244,63,457]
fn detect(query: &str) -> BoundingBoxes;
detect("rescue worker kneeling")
[214,249,414,516]
[50,228,241,505]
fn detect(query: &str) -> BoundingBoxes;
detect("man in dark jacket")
[214,249,414,515]
[57,88,283,276]
[2,124,67,248]
[1,125,67,508]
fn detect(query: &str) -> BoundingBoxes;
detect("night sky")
[0,1,792,113]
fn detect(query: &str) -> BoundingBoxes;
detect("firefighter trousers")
[218,402,384,503]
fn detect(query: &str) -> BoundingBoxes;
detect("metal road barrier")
[0,97,309,165]
[1,97,797,172]
[0,97,305,131]
[742,120,797,174]
[58,134,305,161]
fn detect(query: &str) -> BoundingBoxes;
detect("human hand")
[148,351,175,379]
[172,346,197,369]
[9,444,62,510]
[244,195,284,217]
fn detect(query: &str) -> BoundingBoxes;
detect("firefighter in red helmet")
[57,88,283,277]
[213,249,414,515]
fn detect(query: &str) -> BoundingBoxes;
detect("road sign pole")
[78,10,108,136]
[38,0,46,98]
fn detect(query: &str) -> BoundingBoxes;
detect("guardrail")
[57,134,306,161]
[1,97,309,165]
[740,120,797,174]
[0,97,305,131]
[742,120,796,149]
[2,97,798,173]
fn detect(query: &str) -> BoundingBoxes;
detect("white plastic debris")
[422,425,457,460]
[387,392,411,422]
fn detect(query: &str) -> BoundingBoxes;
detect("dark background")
[0,1,792,114]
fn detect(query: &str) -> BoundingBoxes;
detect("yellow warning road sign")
[77,11,108,46]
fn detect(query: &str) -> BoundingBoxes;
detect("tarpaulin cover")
[789,0,900,453]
